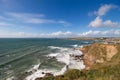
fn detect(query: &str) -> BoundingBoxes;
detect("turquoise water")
[0,38,93,80]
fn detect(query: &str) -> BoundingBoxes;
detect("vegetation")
[36,43,120,80]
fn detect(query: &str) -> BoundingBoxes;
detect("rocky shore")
[35,43,120,80]
[80,43,118,70]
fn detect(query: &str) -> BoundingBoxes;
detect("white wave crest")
[47,46,85,69]
[6,76,15,80]
[27,64,40,73]
[71,44,83,48]
[48,46,68,51]
[26,46,85,80]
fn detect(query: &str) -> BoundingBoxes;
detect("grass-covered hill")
[36,43,120,80]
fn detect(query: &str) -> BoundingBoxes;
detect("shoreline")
[25,46,86,80]
[34,43,120,80]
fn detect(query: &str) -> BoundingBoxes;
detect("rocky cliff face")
[80,43,118,70]
[36,43,120,80]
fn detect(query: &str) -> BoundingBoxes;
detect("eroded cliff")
[80,43,118,69]
[36,43,120,80]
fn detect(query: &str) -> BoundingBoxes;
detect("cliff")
[36,43,120,80]
[80,43,118,69]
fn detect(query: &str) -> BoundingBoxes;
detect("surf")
[25,46,85,80]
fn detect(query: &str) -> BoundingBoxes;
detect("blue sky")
[0,0,120,38]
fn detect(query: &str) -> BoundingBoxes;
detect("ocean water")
[0,38,93,80]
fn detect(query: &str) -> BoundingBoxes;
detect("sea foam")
[25,45,85,80]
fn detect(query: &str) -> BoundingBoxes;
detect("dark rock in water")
[31,69,37,73]
[42,72,45,74]
[45,73,54,77]
[66,65,69,70]
[70,54,84,61]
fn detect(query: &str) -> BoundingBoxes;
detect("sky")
[0,0,120,38]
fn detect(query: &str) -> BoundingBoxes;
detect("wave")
[6,76,15,80]
[48,46,83,65]
[48,46,68,51]
[0,46,36,57]
[54,65,67,76]
[25,45,85,80]
[83,41,89,44]
[27,64,40,73]
[0,48,41,67]
[47,53,58,57]
[71,44,83,48]
[25,65,67,80]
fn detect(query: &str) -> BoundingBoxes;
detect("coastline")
[3,39,92,80]
[35,43,120,80]
[80,43,118,70]
[25,45,86,80]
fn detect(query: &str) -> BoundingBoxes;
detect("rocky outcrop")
[44,73,54,77]
[36,43,120,80]
[80,43,118,70]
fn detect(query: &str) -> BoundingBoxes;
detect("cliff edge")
[36,43,120,80]
[80,43,118,70]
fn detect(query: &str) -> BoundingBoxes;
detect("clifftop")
[80,43,118,69]
[36,43,120,80]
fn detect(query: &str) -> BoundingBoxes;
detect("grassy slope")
[36,44,120,80]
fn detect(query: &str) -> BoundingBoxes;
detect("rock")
[80,43,118,69]
[44,73,54,77]
[42,72,45,74]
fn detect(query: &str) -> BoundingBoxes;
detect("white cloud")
[0,30,120,38]
[4,12,71,26]
[57,20,71,26]
[50,31,72,37]
[6,12,45,18]
[88,4,120,28]
[79,30,100,36]
[89,17,119,27]
[0,16,7,20]
[41,31,73,38]
[0,31,73,38]
[94,4,116,16]
[79,30,120,37]
[114,30,120,35]
[6,12,53,24]
[25,18,55,24]
[0,22,14,27]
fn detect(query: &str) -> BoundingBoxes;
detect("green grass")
[36,44,120,80]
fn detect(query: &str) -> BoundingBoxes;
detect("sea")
[0,38,94,80]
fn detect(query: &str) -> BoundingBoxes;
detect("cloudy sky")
[0,0,120,38]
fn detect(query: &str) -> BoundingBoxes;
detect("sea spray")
[71,44,81,48]
[27,64,40,73]
[0,39,92,80]
[25,46,85,80]
[6,76,15,80]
